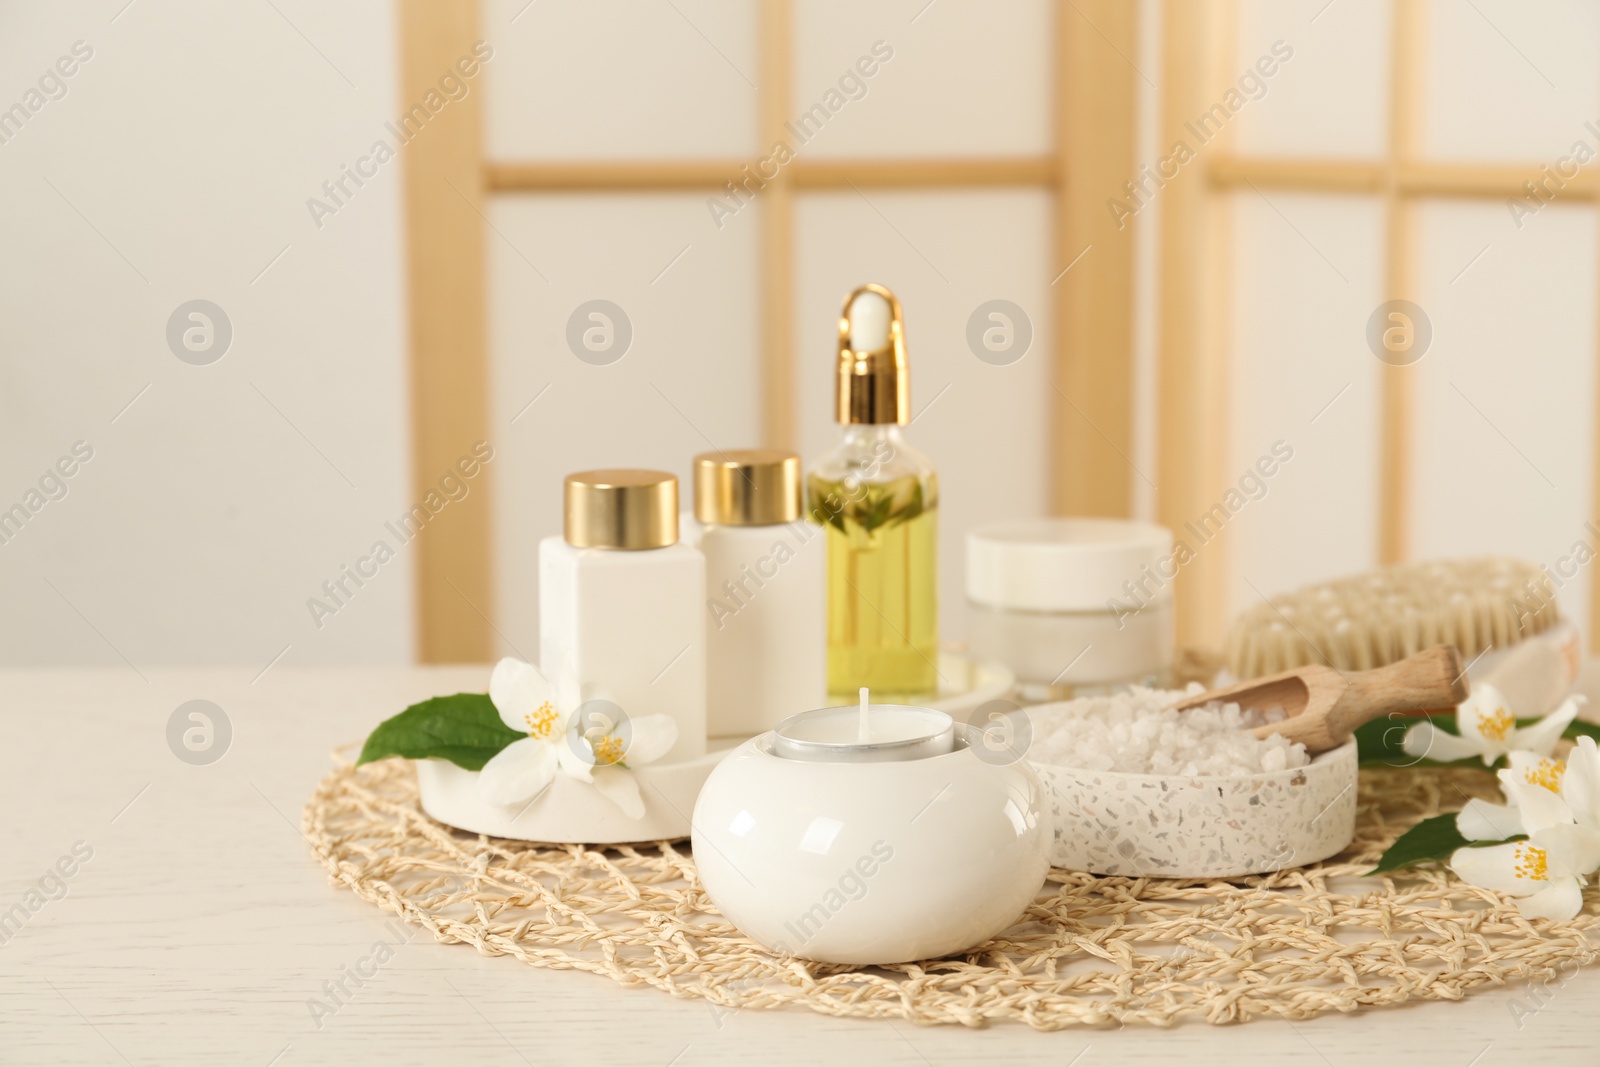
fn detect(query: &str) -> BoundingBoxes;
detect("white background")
[2,0,1597,670]
[0,0,412,671]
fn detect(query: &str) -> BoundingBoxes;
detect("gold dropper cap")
[835,283,909,425]
[564,469,678,549]
[694,450,802,526]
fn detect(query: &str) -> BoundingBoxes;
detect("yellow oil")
[807,472,939,697]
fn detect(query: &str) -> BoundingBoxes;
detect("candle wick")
[858,687,870,743]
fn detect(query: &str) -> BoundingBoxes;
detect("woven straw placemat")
[303,757,1599,1029]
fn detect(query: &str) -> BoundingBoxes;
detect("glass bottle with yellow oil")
[807,284,938,698]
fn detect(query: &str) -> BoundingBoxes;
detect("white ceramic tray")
[415,652,1015,844]
[416,746,731,844]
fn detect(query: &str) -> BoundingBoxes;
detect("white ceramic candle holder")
[692,703,1052,966]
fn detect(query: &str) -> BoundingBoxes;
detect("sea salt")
[1028,685,1309,777]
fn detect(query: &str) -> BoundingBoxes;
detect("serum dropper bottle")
[806,284,939,698]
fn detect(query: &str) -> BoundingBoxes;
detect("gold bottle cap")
[835,283,909,426]
[693,450,802,526]
[564,469,678,549]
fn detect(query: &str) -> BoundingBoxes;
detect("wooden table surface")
[4,666,1599,1066]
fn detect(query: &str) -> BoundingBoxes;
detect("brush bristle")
[1225,558,1558,679]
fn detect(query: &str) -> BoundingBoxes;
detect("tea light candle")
[772,688,955,763]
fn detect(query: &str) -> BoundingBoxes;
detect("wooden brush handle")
[1327,645,1469,741]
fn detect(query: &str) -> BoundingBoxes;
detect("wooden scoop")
[1170,645,1470,754]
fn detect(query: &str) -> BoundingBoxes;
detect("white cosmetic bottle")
[540,470,706,764]
[684,451,826,739]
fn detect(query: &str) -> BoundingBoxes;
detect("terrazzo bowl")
[1037,739,1358,878]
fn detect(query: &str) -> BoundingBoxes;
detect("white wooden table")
[4,667,1598,1066]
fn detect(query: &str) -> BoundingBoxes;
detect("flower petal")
[1401,720,1485,763]
[1501,774,1576,837]
[1449,840,1541,896]
[1457,798,1524,842]
[1510,697,1581,758]
[554,733,595,783]
[1505,749,1560,787]
[489,658,555,733]
[1513,878,1584,921]
[1456,685,1516,761]
[590,765,645,819]
[476,737,556,806]
[620,715,678,766]
[1532,823,1600,879]
[1562,735,1600,831]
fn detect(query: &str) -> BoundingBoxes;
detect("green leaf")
[1354,714,1417,765]
[808,487,848,533]
[860,491,894,533]
[1369,813,1469,874]
[1563,719,1600,744]
[1368,812,1521,875]
[357,692,522,771]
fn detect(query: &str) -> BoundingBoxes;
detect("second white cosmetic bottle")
[685,450,826,739]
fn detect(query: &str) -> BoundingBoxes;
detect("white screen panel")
[1226,192,1386,613]
[1231,0,1391,159]
[1422,0,1600,163]
[488,194,763,658]
[790,0,1052,159]
[1411,200,1596,639]
[483,0,759,160]
[794,189,1055,643]
[0,0,412,668]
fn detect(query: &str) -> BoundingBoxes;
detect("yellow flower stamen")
[591,733,626,766]
[1523,758,1565,793]
[1478,706,1515,744]
[524,701,558,740]
[1513,843,1549,882]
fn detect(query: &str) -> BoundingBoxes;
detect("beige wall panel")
[482,0,759,160]
[789,0,1053,158]
[487,195,763,658]
[1226,193,1385,613]
[1422,0,1600,164]
[0,0,413,667]
[1411,200,1596,639]
[1231,0,1392,159]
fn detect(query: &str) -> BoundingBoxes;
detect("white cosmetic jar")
[691,708,1052,966]
[966,518,1175,701]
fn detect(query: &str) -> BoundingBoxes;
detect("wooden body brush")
[1224,558,1558,680]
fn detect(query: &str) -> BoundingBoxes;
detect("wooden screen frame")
[399,0,1141,662]
[1160,0,1600,649]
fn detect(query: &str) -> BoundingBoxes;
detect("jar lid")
[564,469,678,549]
[966,518,1174,612]
[693,450,802,526]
